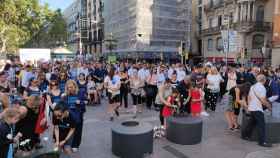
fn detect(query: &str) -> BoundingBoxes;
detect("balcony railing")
[204,0,224,12]
[201,22,272,36]
[232,21,272,32]
[201,25,226,36]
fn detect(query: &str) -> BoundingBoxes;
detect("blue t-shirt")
[59,80,66,93]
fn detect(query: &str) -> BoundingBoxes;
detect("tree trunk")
[0,39,7,54]
[0,27,7,54]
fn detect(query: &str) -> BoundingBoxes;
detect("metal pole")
[226,17,230,67]
[79,16,82,55]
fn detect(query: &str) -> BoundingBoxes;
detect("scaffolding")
[104,0,192,54]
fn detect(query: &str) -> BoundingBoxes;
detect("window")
[198,7,202,20]
[256,6,264,22]
[198,0,202,5]
[216,37,223,50]
[208,39,213,51]
[210,0,214,7]
[218,15,222,26]
[252,34,264,49]
[209,18,213,28]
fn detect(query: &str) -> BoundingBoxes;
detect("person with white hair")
[243,74,272,147]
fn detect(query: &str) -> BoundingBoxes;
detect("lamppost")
[137,33,143,63]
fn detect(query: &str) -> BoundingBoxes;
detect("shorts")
[108,92,120,104]
[131,94,142,105]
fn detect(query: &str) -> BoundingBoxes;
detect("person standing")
[19,65,34,95]
[155,79,173,126]
[119,68,129,109]
[226,67,237,91]
[62,80,83,152]
[225,83,251,131]
[243,75,272,147]
[130,70,145,117]
[205,67,224,111]
[104,67,121,121]
[267,75,280,118]
[145,68,158,109]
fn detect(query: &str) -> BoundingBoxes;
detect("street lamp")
[137,33,143,63]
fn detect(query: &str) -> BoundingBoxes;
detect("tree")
[47,9,68,46]
[24,9,68,48]
[0,0,53,54]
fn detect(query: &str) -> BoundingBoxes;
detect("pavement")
[64,97,280,158]
[17,96,279,158]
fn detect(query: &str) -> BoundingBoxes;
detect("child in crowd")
[190,83,204,117]
[162,88,180,128]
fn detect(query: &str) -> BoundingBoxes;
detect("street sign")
[241,48,245,59]
[185,52,189,60]
[178,46,182,55]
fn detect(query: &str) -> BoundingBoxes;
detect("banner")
[221,30,241,53]
[19,49,51,64]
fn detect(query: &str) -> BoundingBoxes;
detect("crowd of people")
[1,58,280,157]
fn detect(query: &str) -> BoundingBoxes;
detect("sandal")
[234,125,241,130]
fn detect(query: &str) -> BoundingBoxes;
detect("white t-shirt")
[138,68,150,81]
[157,73,166,87]
[104,75,121,94]
[248,82,266,112]
[207,74,223,92]
[168,68,174,79]
[77,67,89,76]
[21,71,34,88]
[128,68,135,77]
[177,70,186,82]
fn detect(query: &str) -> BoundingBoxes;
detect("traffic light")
[244,48,248,58]
[181,41,186,55]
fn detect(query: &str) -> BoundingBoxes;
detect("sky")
[40,0,74,11]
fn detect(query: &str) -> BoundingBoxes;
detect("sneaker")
[201,111,209,117]
[110,117,114,121]
[258,142,272,147]
[72,148,79,153]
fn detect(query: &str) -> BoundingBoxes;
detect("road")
[63,96,280,158]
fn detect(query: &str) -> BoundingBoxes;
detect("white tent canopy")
[52,47,73,54]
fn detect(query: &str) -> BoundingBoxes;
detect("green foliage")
[47,9,68,44]
[0,0,67,54]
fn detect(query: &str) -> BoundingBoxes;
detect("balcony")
[201,25,226,36]
[201,22,272,36]
[204,0,224,13]
[232,22,272,32]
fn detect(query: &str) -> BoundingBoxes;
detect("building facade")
[191,0,203,57]
[103,0,192,59]
[80,0,104,56]
[63,0,80,53]
[272,0,280,67]
[197,0,274,64]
